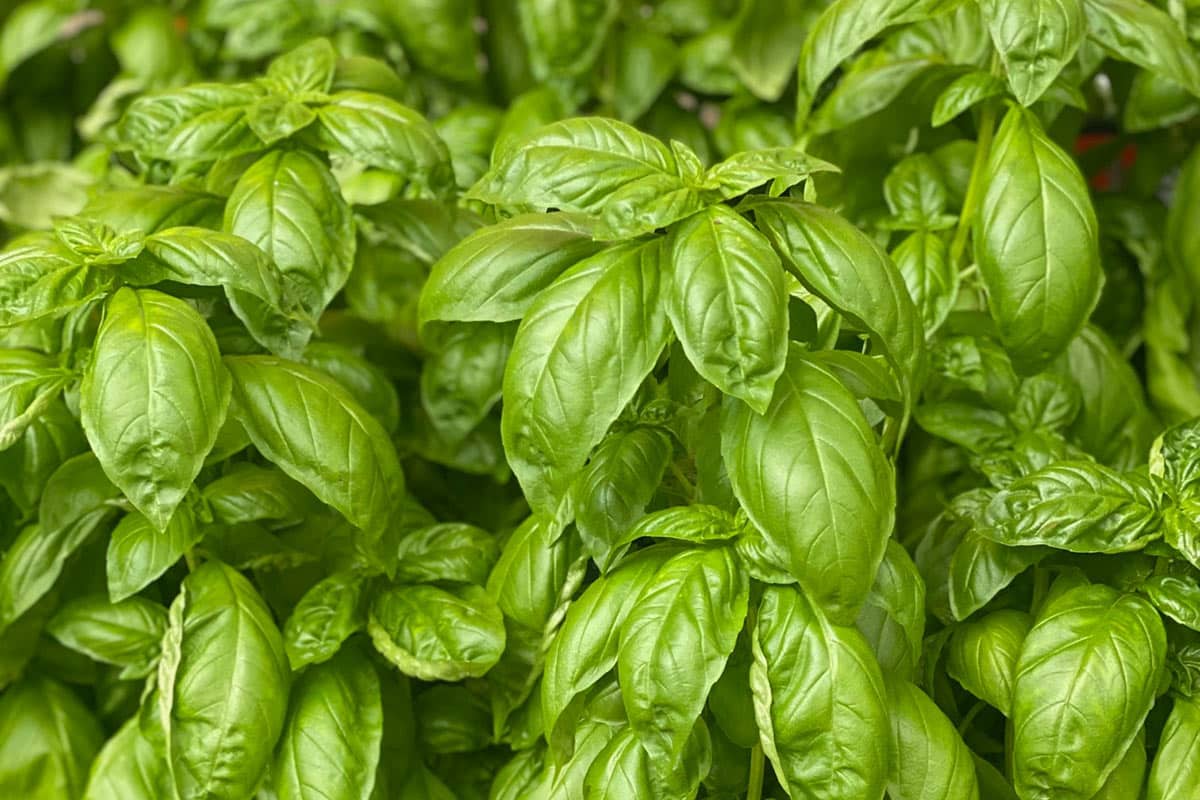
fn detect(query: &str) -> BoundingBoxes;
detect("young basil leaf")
[202,464,315,527]
[0,675,104,799]
[572,426,673,568]
[82,717,167,800]
[516,0,618,80]
[890,229,957,335]
[723,347,895,623]
[753,200,924,399]
[283,571,364,670]
[977,462,1161,553]
[272,647,382,800]
[106,504,203,603]
[225,149,354,354]
[81,288,230,531]
[309,91,454,195]
[420,213,603,328]
[974,106,1102,373]
[979,0,1085,105]
[225,355,404,541]
[1146,694,1200,800]
[1011,583,1165,800]
[885,678,981,800]
[701,148,838,199]
[1085,0,1200,96]
[420,322,513,442]
[1140,575,1200,632]
[159,562,290,800]
[487,514,580,632]
[667,204,788,412]
[0,242,111,328]
[946,609,1032,716]
[542,545,679,739]
[501,240,669,514]
[46,595,166,678]
[368,583,506,681]
[947,533,1049,620]
[618,545,747,764]
[810,57,937,136]
[265,37,337,94]
[113,82,266,161]
[393,522,498,585]
[0,348,71,451]
[300,341,400,433]
[932,71,1007,127]
[855,540,927,679]
[752,584,889,800]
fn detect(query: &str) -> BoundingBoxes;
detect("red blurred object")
[1074,131,1137,191]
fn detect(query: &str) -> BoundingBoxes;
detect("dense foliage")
[2,1,1200,799]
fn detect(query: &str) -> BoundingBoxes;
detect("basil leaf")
[82,718,166,800]
[106,505,203,603]
[160,562,290,800]
[368,583,506,681]
[502,240,669,514]
[420,322,513,442]
[420,213,603,327]
[0,243,112,327]
[618,546,747,763]
[978,462,1161,553]
[947,534,1049,620]
[855,540,926,679]
[752,584,889,800]
[753,200,924,398]
[1147,695,1200,800]
[667,204,788,412]
[1141,575,1200,632]
[46,595,166,678]
[0,676,103,799]
[1011,583,1165,800]
[731,0,822,101]
[487,513,580,632]
[282,572,364,670]
[1085,0,1200,96]
[517,0,618,80]
[388,0,479,84]
[723,347,895,623]
[975,106,1102,373]
[225,355,404,541]
[81,288,229,531]
[886,678,981,800]
[272,647,382,800]
[114,82,265,161]
[932,71,1007,127]
[0,348,71,451]
[946,609,1032,715]
[979,0,1085,105]
[266,37,336,94]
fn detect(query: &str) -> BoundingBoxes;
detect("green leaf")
[1125,70,1200,132]
[752,584,889,800]
[731,0,822,101]
[0,676,103,800]
[613,28,678,122]
[886,679,981,800]
[82,718,166,800]
[272,647,382,800]
[300,341,401,433]
[0,348,71,451]
[977,462,1161,553]
[420,323,513,442]
[932,70,1007,127]
[80,186,224,234]
[946,609,1031,715]
[1168,144,1200,294]
[266,37,337,94]
[391,523,496,586]
[667,204,788,412]
[722,346,895,623]
[974,106,1102,373]
[1141,575,1200,632]
[420,213,604,328]
[106,505,203,603]
[469,117,680,215]
[811,57,937,135]
[225,149,355,354]
[1085,0,1200,96]
[753,200,924,398]
[1147,695,1200,800]
[980,0,1085,104]
[0,242,112,327]
[368,583,505,681]
[1011,583,1165,800]
[701,148,839,199]
[487,513,580,632]
[81,288,230,531]
[572,426,673,568]
[310,92,454,195]
[159,562,290,800]
[890,229,957,336]
[619,504,741,548]
[542,545,678,738]
[115,82,265,161]
[854,540,926,679]
[283,571,364,670]
[517,0,618,80]
[947,533,1049,620]
[46,595,166,678]
[388,0,480,84]
[202,464,315,526]
[618,546,747,763]
[225,355,404,540]
[502,240,669,514]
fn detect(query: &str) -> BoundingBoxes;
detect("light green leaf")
[1147,695,1200,800]
[1085,0,1200,96]
[932,70,1007,126]
[47,595,166,677]
[854,540,926,679]
[106,505,203,603]
[0,676,103,800]
[886,679,981,800]
[946,609,1032,715]
[82,718,165,800]
[283,572,364,670]
[980,0,1085,104]
[517,0,618,80]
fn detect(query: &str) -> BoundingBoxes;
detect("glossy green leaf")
[980,0,1085,104]
[723,346,895,623]
[1147,694,1200,800]
[947,534,1049,620]
[0,676,103,800]
[1011,583,1165,800]
[886,679,981,800]
[225,355,404,540]
[159,562,290,800]
[82,718,165,800]
[753,584,889,800]
[974,106,1101,373]
[667,204,788,412]
[106,505,203,603]
[517,0,618,79]
[946,609,1031,715]
[1141,575,1200,632]
[855,541,926,679]
[1085,0,1200,96]
[272,647,382,800]
[501,240,669,513]
[618,546,747,763]
[368,583,505,681]
[932,71,1007,127]
[420,323,513,442]
[47,595,166,678]
[487,513,580,634]
[283,571,364,670]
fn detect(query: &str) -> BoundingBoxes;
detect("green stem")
[957,700,986,737]
[1030,566,1050,615]
[747,744,766,800]
[184,549,197,572]
[948,100,998,270]
[669,461,695,501]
